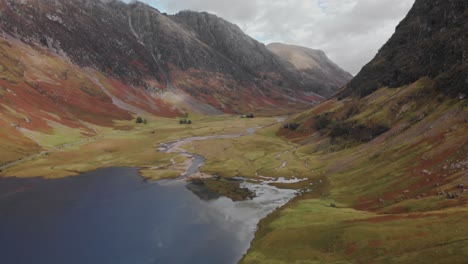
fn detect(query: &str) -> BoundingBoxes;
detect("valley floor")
[0,115,281,179]
[1,112,467,264]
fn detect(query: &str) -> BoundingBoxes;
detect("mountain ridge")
[339,0,467,98]
[0,0,351,114]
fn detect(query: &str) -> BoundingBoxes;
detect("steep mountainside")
[0,0,348,115]
[171,11,290,76]
[0,0,349,164]
[340,0,467,98]
[243,0,468,263]
[268,43,353,97]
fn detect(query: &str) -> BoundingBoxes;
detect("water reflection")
[0,167,296,264]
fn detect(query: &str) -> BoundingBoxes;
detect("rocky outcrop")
[340,0,467,98]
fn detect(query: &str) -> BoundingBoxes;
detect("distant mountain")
[339,0,467,98]
[267,43,352,97]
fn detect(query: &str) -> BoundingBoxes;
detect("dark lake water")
[0,167,296,264]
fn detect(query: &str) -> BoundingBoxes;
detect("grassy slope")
[0,115,278,179]
[0,34,183,166]
[239,78,468,263]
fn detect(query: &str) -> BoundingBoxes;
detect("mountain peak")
[268,42,353,97]
[340,0,467,98]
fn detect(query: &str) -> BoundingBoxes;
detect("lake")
[0,167,295,264]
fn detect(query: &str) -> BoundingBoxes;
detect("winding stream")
[0,126,297,264]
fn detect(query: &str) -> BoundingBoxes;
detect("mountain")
[0,0,348,117]
[243,0,468,263]
[267,43,352,97]
[340,0,467,98]
[0,0,350,163]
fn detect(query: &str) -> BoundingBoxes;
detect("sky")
[126,0,415,75]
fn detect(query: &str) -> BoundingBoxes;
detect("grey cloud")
[134,0,415,75]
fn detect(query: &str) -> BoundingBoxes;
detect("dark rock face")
[0,0,347,111]
[340,0,467,98]
[0,0,162,86]
[127,7,276,84]
[172,11,286,74]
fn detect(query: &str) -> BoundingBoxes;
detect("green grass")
[242,199,468,264]
[241,81,468,264]
[0,115,283,179]
[189,133,308,179]
[20,121,87,149]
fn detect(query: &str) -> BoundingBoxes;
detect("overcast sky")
[127,0,415,75]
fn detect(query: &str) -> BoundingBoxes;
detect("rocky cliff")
[340,0,467,98]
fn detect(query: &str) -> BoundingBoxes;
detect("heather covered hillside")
[242,0,468,263]
[0,0,350,164]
